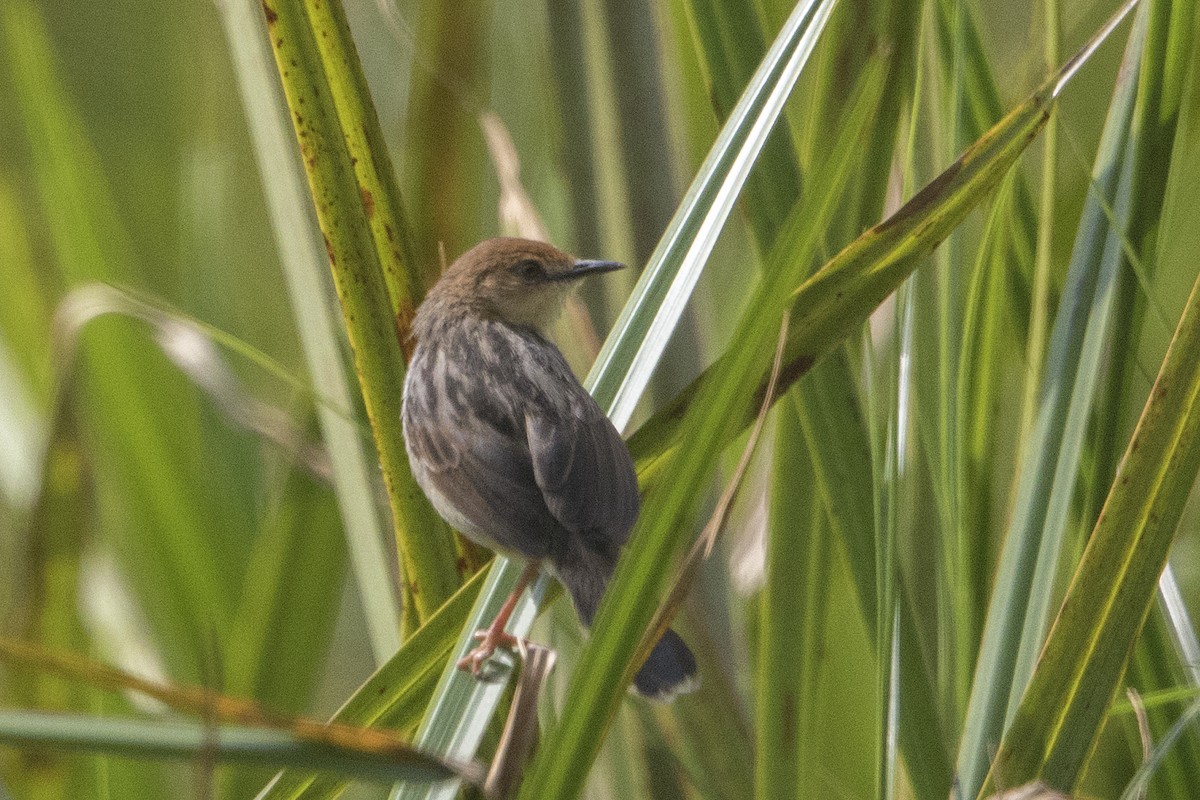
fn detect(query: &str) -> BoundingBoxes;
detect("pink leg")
[457,561,542,675]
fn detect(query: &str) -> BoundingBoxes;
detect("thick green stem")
[262,0,460,621]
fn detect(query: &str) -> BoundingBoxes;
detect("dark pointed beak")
[556,259,625,281]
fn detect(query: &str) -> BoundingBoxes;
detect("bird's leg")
[457,560,542,675]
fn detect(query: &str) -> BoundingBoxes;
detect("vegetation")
[0,0,1198,798]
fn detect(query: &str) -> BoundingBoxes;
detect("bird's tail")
[551,545,699,701]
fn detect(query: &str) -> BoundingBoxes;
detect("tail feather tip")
[632,629,699,702]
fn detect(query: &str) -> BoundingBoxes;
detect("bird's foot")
[457,628,522,675]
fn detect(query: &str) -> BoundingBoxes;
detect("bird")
[402,237,697,700]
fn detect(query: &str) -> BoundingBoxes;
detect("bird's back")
[403,313,638,567]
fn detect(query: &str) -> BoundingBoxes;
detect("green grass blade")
[0,182,52,412]
[8,386,97,797]
[257,567,486,800]
[222,464,346,798]
[954,171,1022,711]
[399,0,489,280]
[934,0,1038,294]
[5,0,240,681]
[603,0,683,265]
[218,0,403,658]
[956,3,1184,793]
[545,2,605,260]
[682,0,803,249]
[755,407,825,799]
[1080,0,1197,576]
[0,711,474,787]
[1018,0,1061,446]
[299,0,423,323]
[627,0,1137,474]
[261,0,461,621]
[586,0,840,431]
[984,261,1200,793]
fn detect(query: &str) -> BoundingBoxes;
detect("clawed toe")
[456,629,523,676]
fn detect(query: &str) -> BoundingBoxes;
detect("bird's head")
[434,237,624,332]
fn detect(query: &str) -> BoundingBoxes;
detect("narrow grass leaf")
[217,0,404,656]
[934,0,1038,292]
[956,5,1164,795]
[298,0,423,326]
[985,261,1200,793]
[587,0,840,432]
[626,0,1140,492]
[258,566,486,800]
[261,0,461,621]
[682,0,803,248]
[756,404,823,800]
[5,0,241,680]
[0,711,476,787]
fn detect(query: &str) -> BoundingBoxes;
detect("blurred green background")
[1,0,1199,798]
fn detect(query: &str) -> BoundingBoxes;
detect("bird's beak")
[555,259,625,281]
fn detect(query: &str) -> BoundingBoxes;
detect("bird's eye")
[515,259,545,281]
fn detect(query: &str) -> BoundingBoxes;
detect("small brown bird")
[402,237,697,699]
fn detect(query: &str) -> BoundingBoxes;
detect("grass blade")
[258,567,486,799]
[218,0,404,657]
[587,0,840,431]
[0,711,476,787]
[261,0,461,621]
[984,260,1200,793]
[956,2,1190,792]
[626,0,1140,483]
[755,407,824,799]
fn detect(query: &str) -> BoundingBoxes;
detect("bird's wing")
[526,395,639,547]
[412,417,561,559]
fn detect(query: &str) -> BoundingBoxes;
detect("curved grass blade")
[1117,698,1200,800]
[4,0,241,683]
[957,1,1194,792]
[626,0,1142,474]
[257,566,486,800]
[587,0,840,432]
[0,711,477,787]
[983,262,1200,793]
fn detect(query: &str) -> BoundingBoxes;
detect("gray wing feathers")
[527,400,639,546]
[418,423,558,557]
